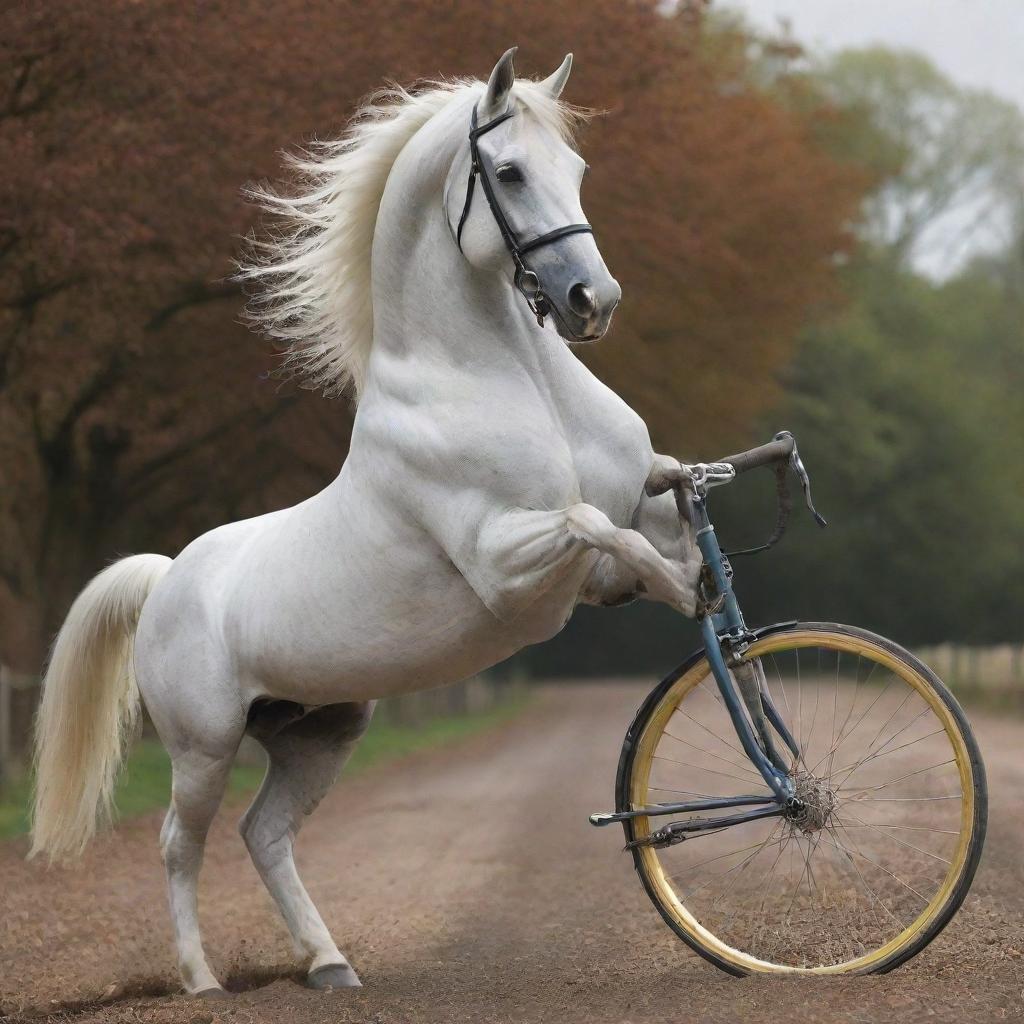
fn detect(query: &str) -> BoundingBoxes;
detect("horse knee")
[565,503,616,546]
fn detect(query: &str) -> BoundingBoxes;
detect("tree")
[1,0,866,708]
[707,49,1024,647]
[716,249,1024,646]
[809,48,1024,275]
[580,16,866,451]
[0,7,344,679]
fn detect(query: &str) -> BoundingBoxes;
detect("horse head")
[444,48,621,343]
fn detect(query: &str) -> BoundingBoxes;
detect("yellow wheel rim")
[629,628,979,974]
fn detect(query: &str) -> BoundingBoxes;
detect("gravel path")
[2,683,1021,1023]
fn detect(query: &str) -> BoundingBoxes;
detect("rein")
[456,103,593,327]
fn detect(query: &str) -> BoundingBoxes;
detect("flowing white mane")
[239,78,580,400]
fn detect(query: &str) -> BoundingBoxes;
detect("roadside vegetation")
[0,694,529,840]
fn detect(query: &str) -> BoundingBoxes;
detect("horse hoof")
[194,987,232,1000]
[307,963,362,990]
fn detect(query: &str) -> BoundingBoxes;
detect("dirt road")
[2,683,1022,1023]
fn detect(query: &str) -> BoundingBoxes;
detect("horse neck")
[367,176,570,396]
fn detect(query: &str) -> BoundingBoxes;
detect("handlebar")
[720,432,796,476]
[685,430,827,558]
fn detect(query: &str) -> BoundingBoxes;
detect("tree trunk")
[0,664,11,785]
[0,663,37,782]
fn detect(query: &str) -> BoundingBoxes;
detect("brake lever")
[788,444,827,528]
[725,435,826,559]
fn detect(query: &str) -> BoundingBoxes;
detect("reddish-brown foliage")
[0,0,865,669]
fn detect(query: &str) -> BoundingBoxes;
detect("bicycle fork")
[692,486,798,802]
[701,619,797,801]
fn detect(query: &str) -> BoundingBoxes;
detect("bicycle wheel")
[618,622,986,974]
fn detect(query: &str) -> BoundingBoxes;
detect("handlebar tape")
[720,432,795,475]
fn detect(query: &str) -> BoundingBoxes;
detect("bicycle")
[590,432,987,975]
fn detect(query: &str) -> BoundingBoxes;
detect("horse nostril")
[567,283,597,318]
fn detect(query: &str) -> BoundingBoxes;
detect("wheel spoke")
[815,829,932,904]
[822,674,898,770]
[678,829,786,903]
[825,820,905,931]
[647,785,725,799]
[830,727,947,784]
[667,832,783,882]
[849,794,960,803]
[808,656,881,775]
[662,730,765,779]
[653,754,764,786]
[837,811,954,867]
[672,703,748,761]
[826,652,841,779]
[840,759,956,795]
[830,696,930,788]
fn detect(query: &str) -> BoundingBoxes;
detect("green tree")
[715,252,1024,645]
[810,47,1024,273]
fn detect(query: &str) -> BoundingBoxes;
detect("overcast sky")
[723,0,1024,108]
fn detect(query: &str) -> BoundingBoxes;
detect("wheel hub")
[785,771,837,833]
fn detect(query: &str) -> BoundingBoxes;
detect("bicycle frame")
[591,486,801,837]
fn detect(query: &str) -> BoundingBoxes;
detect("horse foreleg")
[240,700,374,990]
[566,503,697,616]
[643,452,689,499]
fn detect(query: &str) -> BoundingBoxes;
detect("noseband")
[455,103,594,327]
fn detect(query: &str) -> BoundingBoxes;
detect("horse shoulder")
[555,359,656,521]
[353,391,591,623]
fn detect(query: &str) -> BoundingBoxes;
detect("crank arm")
[589,793,779,827]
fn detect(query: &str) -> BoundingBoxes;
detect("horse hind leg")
[240,699,374,990]
[161,745,238,996]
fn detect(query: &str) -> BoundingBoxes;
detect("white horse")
[31,49,700,996]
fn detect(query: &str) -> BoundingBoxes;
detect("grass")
[0,695,529,841]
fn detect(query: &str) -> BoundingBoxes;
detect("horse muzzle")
[548,273,621,343]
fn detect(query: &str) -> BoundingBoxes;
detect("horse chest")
[569,422,651,524]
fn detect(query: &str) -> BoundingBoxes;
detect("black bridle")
[455,103,594,327]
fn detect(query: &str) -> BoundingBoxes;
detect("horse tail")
[29,554,173,862]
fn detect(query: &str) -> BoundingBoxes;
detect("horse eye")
[495,163,523,184]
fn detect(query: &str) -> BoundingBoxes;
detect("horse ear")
[481,47,517,119]
[539,53,573,100]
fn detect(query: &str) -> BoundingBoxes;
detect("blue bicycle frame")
[692,489,797,801]
[590,478,809,837]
